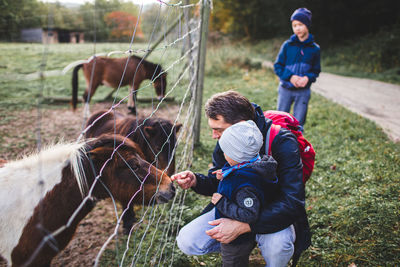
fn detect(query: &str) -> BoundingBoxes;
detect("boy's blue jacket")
[274,34,321,90]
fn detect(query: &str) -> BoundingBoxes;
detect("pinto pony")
[85,109,181,234]
[71,55,167,114]
[0,134,175,267]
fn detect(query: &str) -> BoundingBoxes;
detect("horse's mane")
[131,55,164,77]
[2,141,89,198]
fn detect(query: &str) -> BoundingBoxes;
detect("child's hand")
[297,76,309,87]
[290,75,301,87]
[211,193,223,204]
[171,171,197,189]
[212,169,223,180]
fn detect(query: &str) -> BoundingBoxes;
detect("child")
[274,7,321,131]
[177,120,279,267]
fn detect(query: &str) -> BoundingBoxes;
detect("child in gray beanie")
[218,120,263,165]
[199,120,279,266]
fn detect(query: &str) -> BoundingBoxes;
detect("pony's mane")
[4,141,89,198]
[131,55,163,76]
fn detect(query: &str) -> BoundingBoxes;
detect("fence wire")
[1,1,204,266]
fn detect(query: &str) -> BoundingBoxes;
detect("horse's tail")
[72,63,83,110]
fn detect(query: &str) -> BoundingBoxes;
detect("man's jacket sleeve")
[250,129,305,234]
[192,142,225,196]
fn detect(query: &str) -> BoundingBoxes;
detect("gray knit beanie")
[219,120,263,163]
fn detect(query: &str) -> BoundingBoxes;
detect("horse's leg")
[122,203,136,235]
[127,83,137,115]
[82,79,101,105]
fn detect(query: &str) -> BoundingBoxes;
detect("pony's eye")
[131,164,140,172]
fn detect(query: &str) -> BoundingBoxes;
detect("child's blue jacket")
[274,34,321,90]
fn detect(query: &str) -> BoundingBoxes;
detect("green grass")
[0,41,399,266]
[0,42,186,109]
[186,50,400,265]
[321,27,400,85]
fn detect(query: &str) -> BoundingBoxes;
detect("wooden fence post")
[193,0,211,145]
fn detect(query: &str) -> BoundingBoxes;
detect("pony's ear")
[175,123,182,133]
[87,147,110,160]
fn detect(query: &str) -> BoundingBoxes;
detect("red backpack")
[263,110,315,184]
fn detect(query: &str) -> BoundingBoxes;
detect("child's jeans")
[277,85,311,129]
[176,209,296,267]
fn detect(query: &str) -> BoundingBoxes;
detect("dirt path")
[313,72,400,142]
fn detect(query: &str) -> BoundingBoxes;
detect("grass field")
[0,42,399,266]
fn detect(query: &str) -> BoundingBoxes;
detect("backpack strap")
[265,124,281,156]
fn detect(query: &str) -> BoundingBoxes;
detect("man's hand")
[211,193,223,204]
[205,218,251,244]
[171,171,197,189]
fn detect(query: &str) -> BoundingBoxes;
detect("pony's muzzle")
[156,183,175,203]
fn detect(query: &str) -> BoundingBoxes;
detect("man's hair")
[204,90,255,124]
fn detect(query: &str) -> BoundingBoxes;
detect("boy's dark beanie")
[290,8,312,29]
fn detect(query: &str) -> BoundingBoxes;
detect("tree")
[105,11,143,40]
[0,0,43,41]
[79,0,122,42]
[210,0,400,43]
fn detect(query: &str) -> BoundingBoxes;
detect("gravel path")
[313,73,400,142]
[262,59,400,142]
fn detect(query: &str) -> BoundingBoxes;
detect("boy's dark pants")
[221,239,256,267]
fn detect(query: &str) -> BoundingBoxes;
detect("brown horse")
[0,134,175,267]
[85,109,181,234]
[71,55,167,114]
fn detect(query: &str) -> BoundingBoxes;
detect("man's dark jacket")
[192,104,311,263]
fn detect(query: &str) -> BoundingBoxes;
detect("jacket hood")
[248,155,278,183]
[252,103,270,156]
[289,33,314,45]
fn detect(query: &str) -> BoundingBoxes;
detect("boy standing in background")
[274,7,321,131]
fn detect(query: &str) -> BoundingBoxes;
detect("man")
[172,91,311,266]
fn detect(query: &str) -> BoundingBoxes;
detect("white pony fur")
[0,141,88,265]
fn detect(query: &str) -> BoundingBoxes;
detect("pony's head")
[153,71,167,100]
[87,134,175,205]
[136,118,181,176]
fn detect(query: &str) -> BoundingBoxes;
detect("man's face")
[208,115,232,140]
